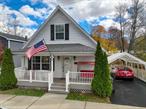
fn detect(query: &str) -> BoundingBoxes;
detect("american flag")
[25,40,48,59]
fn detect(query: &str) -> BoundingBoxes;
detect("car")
[115,67,134,80]
[110,67,119,78]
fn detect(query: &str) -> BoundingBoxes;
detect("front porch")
[15,53,95,92]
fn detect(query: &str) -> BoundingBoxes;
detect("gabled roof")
[23,5,97,49]
[0,32,26,42]
[108,52,146,67]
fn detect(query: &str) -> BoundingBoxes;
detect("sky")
[0,0,130,37]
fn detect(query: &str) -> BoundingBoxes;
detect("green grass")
[66,92,111,103]
[0,88,46,97]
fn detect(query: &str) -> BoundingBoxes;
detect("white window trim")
[31,56,51,70]
[54,24,65,40]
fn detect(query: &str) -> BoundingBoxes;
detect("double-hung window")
[28,56,52,70]
[55,25,65,40]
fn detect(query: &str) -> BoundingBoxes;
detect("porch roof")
[46,44,95,52]
[13,44,95,55]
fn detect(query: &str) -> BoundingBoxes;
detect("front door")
[63,56,73,77]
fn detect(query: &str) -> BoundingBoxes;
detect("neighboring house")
[14,6,97,93]
[0,32,27,67]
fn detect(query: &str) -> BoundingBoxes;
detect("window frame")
[28,56,53,70]
[55,24,65,40]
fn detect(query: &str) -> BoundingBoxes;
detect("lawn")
[66,92,110,103]
[0,88,46,97]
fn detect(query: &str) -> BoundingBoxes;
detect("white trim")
[23,5,97,49]
[8,40,10,48]
[108,52,146,69]
[54,24,65,40]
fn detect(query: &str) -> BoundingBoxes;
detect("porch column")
[51,55,54,73]
[21,56,25,68]
[50,55,54,84]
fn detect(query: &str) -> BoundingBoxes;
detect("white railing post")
[51,55,54,83]
[30,70,32,83]
[66,71,70,92]
[48,73,51,91]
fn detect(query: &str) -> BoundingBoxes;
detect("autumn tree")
[92,25,118,53]
[0,42,4,64]
[108,26,129,52]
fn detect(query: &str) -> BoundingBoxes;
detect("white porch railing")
[66,71,94,92]
[15,67,53,90]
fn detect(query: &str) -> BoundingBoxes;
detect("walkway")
[0,93,145,109]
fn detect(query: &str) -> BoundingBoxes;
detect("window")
[55,25,65,40]
[32,56,40,70]
[28,56,53,70]
[42,56,50,70]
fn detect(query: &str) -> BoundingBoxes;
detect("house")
[14,6,97,93]
[0,32,27,67]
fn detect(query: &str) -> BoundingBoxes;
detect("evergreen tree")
[0,48,17,90]
[91,42,112,97]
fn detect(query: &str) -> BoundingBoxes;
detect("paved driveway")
[0,93,146,109]
[111,78,146,107]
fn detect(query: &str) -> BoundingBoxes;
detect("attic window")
[55,25,65,40]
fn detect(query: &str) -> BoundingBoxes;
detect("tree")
[0,48,17,90]
[92,25,118,53]
[108,26,129,51]
[92,25,106,37]
[128,0,145,52]
[115,3,128,52]
[91,42,112,97]
[0,6,25,36]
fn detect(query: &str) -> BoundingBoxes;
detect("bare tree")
[115,3,128,52]
[0,6,24,36]
[128,0,145,52]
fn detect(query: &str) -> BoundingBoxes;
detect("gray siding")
[10,40,24,51]
[10,41,25,67]
[0,36,8,48]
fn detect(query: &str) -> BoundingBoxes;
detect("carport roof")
[108,52,146,66]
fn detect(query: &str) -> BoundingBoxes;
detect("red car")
[115,67,134,80]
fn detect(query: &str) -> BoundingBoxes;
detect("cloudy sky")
[0,0,129,37]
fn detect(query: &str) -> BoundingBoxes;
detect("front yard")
[66,92,110,103]
[0,88,46,97]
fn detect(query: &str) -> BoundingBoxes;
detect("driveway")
[111,78,146,107]
[0,93,146,109]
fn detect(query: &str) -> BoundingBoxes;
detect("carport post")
[125,61,127,67]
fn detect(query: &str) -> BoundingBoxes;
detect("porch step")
[49,82,67,94]
[48,89,68,94]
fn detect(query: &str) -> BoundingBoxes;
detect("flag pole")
[42,39,53,73]
[42,39,52,56]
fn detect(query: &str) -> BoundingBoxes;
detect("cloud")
[20,5,42,18]
[0,4,37,27]
[0,4,37,37]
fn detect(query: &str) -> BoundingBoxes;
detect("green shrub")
[0,48,17,90]
[91,42,112,97]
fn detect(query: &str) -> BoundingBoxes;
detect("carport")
[108,52,146,82]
